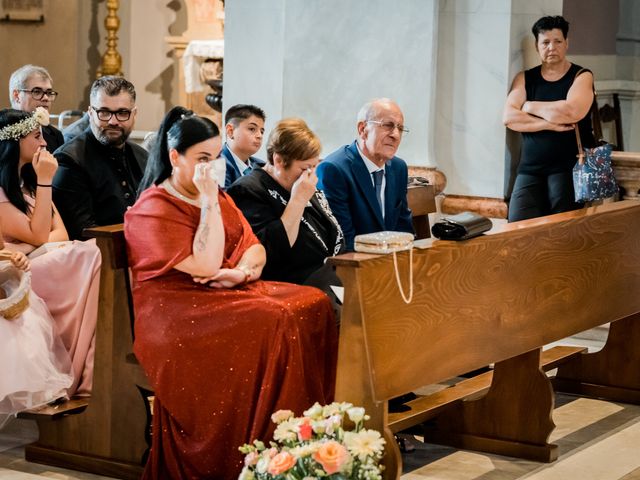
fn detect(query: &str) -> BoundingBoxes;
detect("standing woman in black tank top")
[503,15,596,222]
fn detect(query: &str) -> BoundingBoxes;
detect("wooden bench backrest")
[25,223,150,476]
[332,201,640,402]
[85,224,135,335]
[407,183,436,239]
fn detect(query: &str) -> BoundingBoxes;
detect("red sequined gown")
[124,186,337,479]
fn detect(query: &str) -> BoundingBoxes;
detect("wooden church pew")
[17,182,437,478]
[330,200,640,478]
[21,200,640,479]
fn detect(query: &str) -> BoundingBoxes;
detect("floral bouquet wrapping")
[238,402,386,480]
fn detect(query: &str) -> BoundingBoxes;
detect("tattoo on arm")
[195,204,211,252]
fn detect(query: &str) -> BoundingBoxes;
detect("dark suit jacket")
[53,128,148,239]
[43,124,64,153]
[221,143,265,189]
[316,141,413,251]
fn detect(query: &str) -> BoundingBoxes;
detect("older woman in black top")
[227,118,344,291]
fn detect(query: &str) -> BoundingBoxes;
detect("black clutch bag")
[431,212,492,241]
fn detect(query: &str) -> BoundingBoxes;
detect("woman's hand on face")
[290,167,317,204]
[32,148,58,184]
[192,162,218,198]
[193,268,245,289]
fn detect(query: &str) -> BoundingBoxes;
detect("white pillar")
[224,0,440,167]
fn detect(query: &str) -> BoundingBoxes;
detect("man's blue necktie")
[242,166,252,176]
[372,169,384,214]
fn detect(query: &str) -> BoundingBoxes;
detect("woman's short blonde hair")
[266,118,321,168]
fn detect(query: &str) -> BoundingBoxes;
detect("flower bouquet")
[238,402,386,479]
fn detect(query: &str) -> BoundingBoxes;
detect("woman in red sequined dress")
[124,107,337,479]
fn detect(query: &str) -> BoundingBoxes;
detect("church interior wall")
[1,0,637,193]
[224,0,439,174]
[435,0,563,200]
[0,0,84,112]
[121,0,181,131]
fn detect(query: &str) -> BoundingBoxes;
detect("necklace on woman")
[161,179,200,207]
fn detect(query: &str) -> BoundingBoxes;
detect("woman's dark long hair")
[0,108,37,215]
[137,106,220,197]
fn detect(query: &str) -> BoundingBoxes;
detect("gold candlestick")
[97,0,123,78]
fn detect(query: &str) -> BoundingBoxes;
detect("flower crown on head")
[0,107,50,142]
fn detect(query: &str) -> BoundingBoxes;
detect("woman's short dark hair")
[0,108,37,215]
[266,118,321,169]
[532,16,569,41]
[137,106,220,197]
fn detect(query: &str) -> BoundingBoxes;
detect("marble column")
[224,0,439,167]
[435,1,561,203]
[224,0,567,218]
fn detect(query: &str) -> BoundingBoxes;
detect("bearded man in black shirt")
[53,76,148,239]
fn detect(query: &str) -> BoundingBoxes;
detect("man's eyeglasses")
[90,106,135,122]
[19,88,58,101]
[367,120,409,135]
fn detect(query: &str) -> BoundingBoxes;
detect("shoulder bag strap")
[573,68,591,165]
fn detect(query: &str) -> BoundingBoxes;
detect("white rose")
[256,456,270,474]
[273,418,298,442]
[322,402,342,417]
[33,107,50,127]
[323,414,342,436]
[271,409,294,424]
[346,407,366,423]
[238,466,256,480]
[303,402,324,419]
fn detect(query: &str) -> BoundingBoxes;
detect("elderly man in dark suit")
[317,98,413,251]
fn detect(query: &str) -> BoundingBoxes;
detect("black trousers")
[508,171,580,222]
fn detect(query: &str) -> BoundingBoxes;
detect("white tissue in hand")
[211,158,226,186]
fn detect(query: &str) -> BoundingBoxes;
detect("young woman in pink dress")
[0,108,100,396]
[0,225,73,425]
[126,107,338,479]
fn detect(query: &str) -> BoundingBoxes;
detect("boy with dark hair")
[221,104,266,188]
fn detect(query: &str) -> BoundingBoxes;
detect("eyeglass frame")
[18,88,59,101]
[366,120,409,135]
[90,105,136,122]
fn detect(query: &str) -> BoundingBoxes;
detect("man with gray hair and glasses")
[53,76,148,239]
[9,64,64,152]
[317,98,414,251]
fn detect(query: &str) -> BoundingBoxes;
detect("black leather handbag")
[431,212,492,241]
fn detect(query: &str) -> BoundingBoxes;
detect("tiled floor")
[1,327,639,480]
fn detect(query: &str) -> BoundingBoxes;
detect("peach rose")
[312,441,350,474]
[267,452,296,475]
